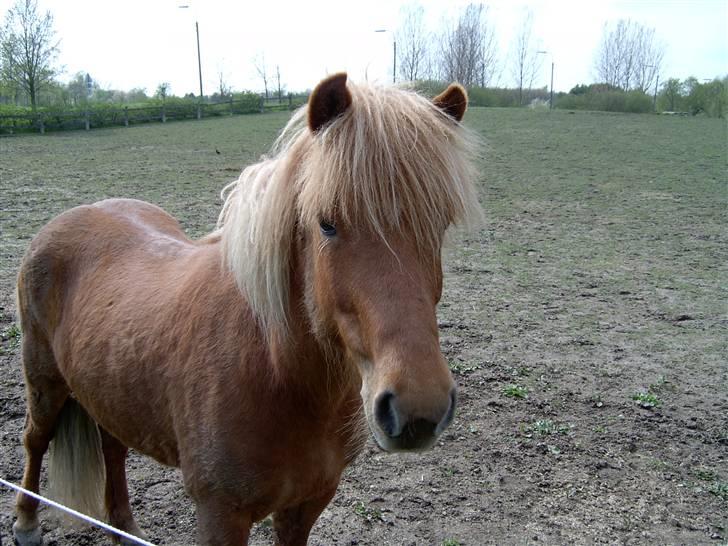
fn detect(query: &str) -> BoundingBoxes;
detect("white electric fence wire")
[0,477,157,546]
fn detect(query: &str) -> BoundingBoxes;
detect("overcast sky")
[1,0,726,95]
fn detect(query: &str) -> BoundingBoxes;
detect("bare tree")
[217,70,230,98]
[594,19,664,92]
[253,53,269,99]
[396,3,429,82]
[0,0,59,111]
[276,65,281,102]
[439,4,498,87]
[510,10,542,105]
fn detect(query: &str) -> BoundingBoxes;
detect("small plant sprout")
[503,384,528,399]
[532,419,570,435]
[694,468,717,481]
[632,391,660,408]
[353,501,383,522]
[449,360,483,375]
[708,481,728,501]
[442,539,462,546]
[0,323,21,355]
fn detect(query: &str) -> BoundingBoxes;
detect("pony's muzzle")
[373,388,457,451]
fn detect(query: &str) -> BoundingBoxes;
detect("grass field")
[1,107,726,544]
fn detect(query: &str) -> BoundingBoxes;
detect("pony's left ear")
[433,83,468,122]
[308,73,352,133]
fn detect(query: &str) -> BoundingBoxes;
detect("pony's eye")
[319,221,337,237]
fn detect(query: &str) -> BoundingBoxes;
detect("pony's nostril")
[437,388,457,434]
[374,391,400,438]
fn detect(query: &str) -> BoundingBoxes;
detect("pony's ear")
[308,73,352,133]
[433,83,468,122]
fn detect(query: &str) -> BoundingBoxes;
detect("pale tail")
[47,398,106,521]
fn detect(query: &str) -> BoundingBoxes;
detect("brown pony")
[13,73,480,546]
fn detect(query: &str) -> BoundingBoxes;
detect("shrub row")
[0,92,268,134]
[555,90,653,113]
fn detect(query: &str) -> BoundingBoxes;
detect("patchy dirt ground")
[1,109,726,545]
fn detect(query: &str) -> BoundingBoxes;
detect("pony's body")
[13,74,479,545]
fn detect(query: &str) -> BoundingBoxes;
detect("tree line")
[1,0,725,118]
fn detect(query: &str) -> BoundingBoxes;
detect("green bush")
[555,86,652,114]
[624,91,653,113]
[0,104,36,133]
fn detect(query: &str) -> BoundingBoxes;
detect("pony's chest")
[248,404,364,518]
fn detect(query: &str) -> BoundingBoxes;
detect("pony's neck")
[266,274,357,405]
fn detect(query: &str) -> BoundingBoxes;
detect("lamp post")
[179,5,204,118]
[374,29,396,84]
[537,50,554,110]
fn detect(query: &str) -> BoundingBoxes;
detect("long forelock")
[218,81,481,336]
[297,84,481,252]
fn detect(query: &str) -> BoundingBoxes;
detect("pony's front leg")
[195,496,252,546]
[272,487,337,546]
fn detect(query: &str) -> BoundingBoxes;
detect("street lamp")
[537,50,554,110]
[179,5,204,117]
[374,29,396,84]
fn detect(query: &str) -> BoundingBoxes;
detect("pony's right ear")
[433,83,468,122]
[308,73,352,133]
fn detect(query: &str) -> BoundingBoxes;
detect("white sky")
[1,0,726,95]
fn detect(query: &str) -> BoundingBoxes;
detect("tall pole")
[550,62,554,110]
[393,39,397,84]
[196,21,203,100]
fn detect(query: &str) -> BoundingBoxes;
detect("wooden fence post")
[197,103,202,120]
[84,109,90,131]
[161,104,166,123]
[230,96,234,116]
[288,93,292,110]
[37,113,45,134]
[259,96,264,113]
[124,107,129,127]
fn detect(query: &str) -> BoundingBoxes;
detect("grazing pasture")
[1,107,726,544]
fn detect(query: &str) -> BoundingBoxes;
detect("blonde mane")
[217,81,482,335]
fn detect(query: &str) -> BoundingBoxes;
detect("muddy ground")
[1,108,726,545]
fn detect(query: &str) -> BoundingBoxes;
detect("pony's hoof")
[112,525,147,546]
[11,522,42,546]
[118,533,146,546]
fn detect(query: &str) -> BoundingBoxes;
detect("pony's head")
[219,73,480,452]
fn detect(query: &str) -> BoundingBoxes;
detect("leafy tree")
[569,84,589,95]
[66,72,95,106]
[658,78,683,111]
[685,76,727,117]
[125,88,148,103]
[0,0,60,110]
[155,82,170,100]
